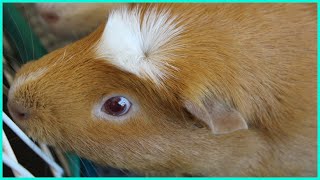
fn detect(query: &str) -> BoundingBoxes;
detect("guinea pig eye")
[102,96,131,116]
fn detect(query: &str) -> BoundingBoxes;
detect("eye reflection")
[102,96,131,116]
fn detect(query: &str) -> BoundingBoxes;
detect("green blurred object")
[3,3,81,177]
[66,152,81,177]
[3,3,47,62]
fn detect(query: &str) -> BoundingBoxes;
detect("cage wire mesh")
[2,3,136,177]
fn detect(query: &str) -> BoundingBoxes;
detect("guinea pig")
[35,3,122,39]
[7,3,316,176]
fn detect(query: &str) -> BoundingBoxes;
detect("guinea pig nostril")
[7,103,30,121]
[40,12,59,24]
[17,112,28,120]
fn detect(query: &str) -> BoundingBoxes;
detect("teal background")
[1,2,4,178]
[0,0,318,179]
[1,0,319,3]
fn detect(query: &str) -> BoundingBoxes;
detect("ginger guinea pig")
[7,4,316,176]
[35,3,122,39]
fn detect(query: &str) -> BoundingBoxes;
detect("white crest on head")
[9,68,48,100]
[96,6,184,85]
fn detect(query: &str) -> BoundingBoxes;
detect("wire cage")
[2,3,136,177]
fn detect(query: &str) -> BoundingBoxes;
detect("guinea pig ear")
[184,98,248,135]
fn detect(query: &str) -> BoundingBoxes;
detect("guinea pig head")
[8,5,251,176]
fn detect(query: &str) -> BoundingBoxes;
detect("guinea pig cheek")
[18,109,68,146]
[91,94,139,123]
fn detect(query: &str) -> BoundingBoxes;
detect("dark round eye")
[102,96,131,116]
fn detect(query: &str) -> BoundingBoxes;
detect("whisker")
[7,7,28,63]
[52,49,67,67]
[118,168,131,176]
[65,53,77,63]
[78,157,91,176]
[3,28,24,64]
[89,161,100,177]
[23,5,35,60]
[63,151,82,177]
[5,54,22,71]
[84,148,100,177]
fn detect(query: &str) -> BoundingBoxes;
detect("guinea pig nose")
[40,11,59,24]
[7,103,30,121]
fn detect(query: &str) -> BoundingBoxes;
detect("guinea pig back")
[7,4,316,176]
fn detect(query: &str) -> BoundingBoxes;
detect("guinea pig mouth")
[26,129,59,147]
[23,127,46,142]
[17,120,58,146]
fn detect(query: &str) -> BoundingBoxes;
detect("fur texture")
[96,5,184,84]
[8,4,316,176]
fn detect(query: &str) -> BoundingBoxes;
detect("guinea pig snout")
[7,102,30,121]
[39,11,60,24]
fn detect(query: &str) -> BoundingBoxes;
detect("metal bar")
[2,112,64,176]
[3,130,20,177]
[39,144,62,177]
[3,153,34,177]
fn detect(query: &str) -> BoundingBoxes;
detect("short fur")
[8,4,316,176]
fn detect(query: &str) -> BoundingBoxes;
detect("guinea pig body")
[8,4,316,176]
[35,3,122,39]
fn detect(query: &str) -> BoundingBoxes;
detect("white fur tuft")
[96,6,184,85]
